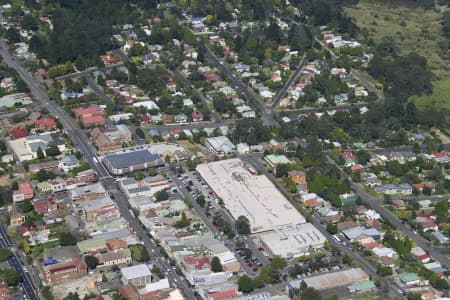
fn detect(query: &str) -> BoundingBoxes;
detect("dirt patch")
[0,175,9,187]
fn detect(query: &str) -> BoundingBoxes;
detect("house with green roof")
[348,280,376,293]
[398,273,420,286]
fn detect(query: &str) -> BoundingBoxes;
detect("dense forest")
[27,0,156,67]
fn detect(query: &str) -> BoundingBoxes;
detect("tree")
[59,232,77,246]
[275,164,289,177]
[434,200,449,223]
[102,273,107,282]
[63,292,81,300]
[407,292,422,300]
[270,256,287,271]
[235,215,251,235]
[11,181,18,191]
[0,249,11,261]
[41,286,54,300]
[85,256,99,269]
[413,142,420,154]
[19,201,34,213]
[174,211,190,228]
[238,275,255,293]
[377,265,392,276]
[129,245,149,262]
[300,287,321,300]
[343,253,353,265]
[1,269,21,286]
[37,147,45,159]
[195,195,206,208]
[148,168,157,176]
[356,150,371,165]
[135,128,145,139]
[211,256,223,272]
[155,190,169,202]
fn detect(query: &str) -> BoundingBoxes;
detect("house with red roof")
[11,128,28,139]
[191,110,203,122]
[351,164,365,173]
[119,284,140,300]
[101,55,117,65]
[207,288,239,300]
[166,81,177,93]
[342,152,356,161]
[0,277,12,300]
[140,115,150,124]
[33,199,49,215]
[73,106,106,128]
[19,182,34,200]
[170,129,182,139]
[35,118,57,131]
[161,113,173,123]
[43,257,87,284]
[183,256,211,272]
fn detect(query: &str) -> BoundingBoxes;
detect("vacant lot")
[345,1,450,120]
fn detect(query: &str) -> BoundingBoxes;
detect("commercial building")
[103,149,163,175]
[8,132,65,162]
[196,159,305,233]
[257,223,326,258]
[121,264,152,287]
[264,154,292,168]
[287,268,369,291]
[43,257,87,284]
[205,136,235,156]
[73,106,106,127]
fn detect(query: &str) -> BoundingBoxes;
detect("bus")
[333,234,342,243]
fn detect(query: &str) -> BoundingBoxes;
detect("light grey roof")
[104,150,160,169]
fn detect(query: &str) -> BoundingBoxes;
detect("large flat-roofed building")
[257,223,326,258]
[102,149,163,175]
[121,264,152,287]
[287,268,369,291]
[196,158,305,233]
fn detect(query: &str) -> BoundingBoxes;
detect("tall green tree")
[211,256,223,272]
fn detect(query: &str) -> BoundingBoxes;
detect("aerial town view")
[0,0,448,299]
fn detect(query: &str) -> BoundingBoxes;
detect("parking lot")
[174,170,271,276]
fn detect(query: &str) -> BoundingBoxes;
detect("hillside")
[344,0,450,120]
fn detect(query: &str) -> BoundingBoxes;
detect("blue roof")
[44,258,55,265]
[104,149,160,169]
[148,129,160,136]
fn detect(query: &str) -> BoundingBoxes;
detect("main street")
[0,39,196,298]
[0,224,39,300]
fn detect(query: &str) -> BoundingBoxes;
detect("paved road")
[272,54,307,109]
[102,178,196,299]
[0,224,39,300]
[278,103,366,119]
[0,39,196,298]
[52,63,124,81]
[328,156,450,269]
[240,154,404,298]
[142,119,235,131]
[314,37,384,101]
[85,75,115,107]
[203,49,279,127]
[171,67,221,123]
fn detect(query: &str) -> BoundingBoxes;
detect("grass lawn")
[345,0,449,78]
[412,78,450,114]
[345,0,450,121]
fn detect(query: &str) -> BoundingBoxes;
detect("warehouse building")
[196,158,305,233]
[257,223,326,258]
[102,149,163,175]
[287,268,369,291]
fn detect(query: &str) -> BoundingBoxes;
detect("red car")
[247,263,253,267]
